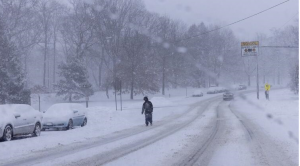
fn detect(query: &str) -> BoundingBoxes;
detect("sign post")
[241,41,259,99]
[85,96,89,108]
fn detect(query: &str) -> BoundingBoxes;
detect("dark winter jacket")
[142,101,153,114]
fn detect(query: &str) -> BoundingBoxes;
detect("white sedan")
[0,104,43,141]
[42,103,87,130]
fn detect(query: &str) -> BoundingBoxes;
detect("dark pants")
[145,113,152,126]
[265,91,269,100]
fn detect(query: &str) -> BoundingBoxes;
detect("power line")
[260,45,299,48]
[280,12,298,28]
[177,0,290,42]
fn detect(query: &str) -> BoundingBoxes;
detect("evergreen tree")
[56,57,93,102]
[0,18,30,104]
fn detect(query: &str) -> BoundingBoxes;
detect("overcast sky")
[142,0,299,41]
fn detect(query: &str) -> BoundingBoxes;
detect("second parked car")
[42,103,87,131]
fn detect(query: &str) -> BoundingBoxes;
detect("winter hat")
[143,96,148,101]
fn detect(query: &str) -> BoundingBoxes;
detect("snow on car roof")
[45,103,85,117]
[193,89,204,94]
[0,104,33,112]
[0,105,24,125]
[47,103,84,111]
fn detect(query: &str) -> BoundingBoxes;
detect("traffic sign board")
[241,41,259,57]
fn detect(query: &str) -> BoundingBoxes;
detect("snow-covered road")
[0,88,298,166]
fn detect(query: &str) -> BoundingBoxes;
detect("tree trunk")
[47,48,50,89]
[106,86,109,99]
[53,30,57,88]
[162,56,166,95]
[130,80,134,100]
[43,41,47,87]
[277,70,280,85]
[98,49,104,89]
[69,93,72,102]
[24,53,28,88]
[98,64,102,88]
[248,75,251,86]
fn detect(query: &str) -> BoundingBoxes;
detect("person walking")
[265,83,271,100]
[141,97,153,126]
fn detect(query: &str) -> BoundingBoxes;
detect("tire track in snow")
[176,99,258,166]
[229,97,298,166]
[174,100,223,166]
[62,98,221,166]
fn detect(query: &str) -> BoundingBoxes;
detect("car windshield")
[0,0,298,166]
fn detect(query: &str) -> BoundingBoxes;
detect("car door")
[72,105,85,126]
[12,112,24,135]
[71,110,79,125]
[77,109,86,126]
[17,105,37,134]
[13,107,30,134]
[73,109,85,126]
[25,108,38,133]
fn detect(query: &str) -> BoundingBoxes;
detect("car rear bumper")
[192,94,203,97]
[43,123,67,129]
[223,97,233,100]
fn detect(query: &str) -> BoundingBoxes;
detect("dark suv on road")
[223,91,234,101]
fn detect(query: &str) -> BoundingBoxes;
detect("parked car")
[238,85,247,90]
[0,104,43,141]
[223,91,234,100]
[42,103,87,131]
[192,89,204,97]
[207,87,218,94]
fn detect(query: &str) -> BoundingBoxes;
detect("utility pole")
[114,79,117,111]
[120,80,122,111]
[241,41,259,99]
[256,55,259,99]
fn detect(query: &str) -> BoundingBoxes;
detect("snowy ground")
[0,87,298,166]
[230,89,299,165]
[0,88,218,163]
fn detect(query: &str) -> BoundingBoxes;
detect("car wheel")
[2,125,13,141]
[66,119,73,130]
[33,123,41,137]
[81,118,87,127]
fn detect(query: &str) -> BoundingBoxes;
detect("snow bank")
[232,89,299,164]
